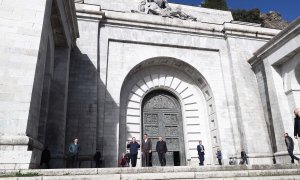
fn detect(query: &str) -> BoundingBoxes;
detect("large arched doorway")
[119,57,219,166]
[142,90,186,166]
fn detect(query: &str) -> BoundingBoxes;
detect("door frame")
[141,89,186,166]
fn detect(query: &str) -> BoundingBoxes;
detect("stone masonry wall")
[0,0,51,169]
[65,47,98,167]
[226,35,274,163]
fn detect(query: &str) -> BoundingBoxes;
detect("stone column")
[264,60,300,163]
[44,47,71,168]
[225,35,274,164]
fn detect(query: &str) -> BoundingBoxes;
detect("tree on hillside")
[200,0,288,29]
[201,0,228,11]
[232,8,264,24]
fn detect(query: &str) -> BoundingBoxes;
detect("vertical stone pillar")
[45,47,71,168]
[225,35,274,164]
[264,61,300,163]
[38,41,54,144]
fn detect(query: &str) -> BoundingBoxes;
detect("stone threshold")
[0,164,300,177]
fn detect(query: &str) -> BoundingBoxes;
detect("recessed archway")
[119,57,219,166]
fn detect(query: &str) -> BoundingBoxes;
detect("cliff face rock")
[260,11,289,30]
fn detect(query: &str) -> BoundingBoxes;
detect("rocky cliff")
[261,11,289,30]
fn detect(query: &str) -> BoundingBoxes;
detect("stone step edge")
[2,164,300,176]
[1,169,299,179]
[108,169,300,179]
[3,175,300,180]
[1,172,300,180]
[191,175,300,180]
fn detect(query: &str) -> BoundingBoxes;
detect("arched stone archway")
[119,57,219,166]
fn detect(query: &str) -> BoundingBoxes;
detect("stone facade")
[249,17,300,164]
[0,0,78,169]
[0,0,299,169]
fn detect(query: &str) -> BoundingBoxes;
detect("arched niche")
[119,57,220,166]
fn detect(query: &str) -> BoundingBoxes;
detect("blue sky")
[169,0,300,22]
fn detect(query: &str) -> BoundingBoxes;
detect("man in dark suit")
[197,140,205,166]
[294,109,300,139]
[285,133,300,163]
[127,137,140,167]
[156,136,168,166]
[142,134,152,167]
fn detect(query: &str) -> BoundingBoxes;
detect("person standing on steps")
[285,133,300,164]
[142,134,152,167]
[127,137,140,167]
[156,136,168,166]
[197,140,205,166]
[119,153,127,167]
[68,138,81,168]
[125,150,131,167]
[294,108,300,139]
[40,146,51,169]
[216,148,222,165]
[240,149,248,165]
[93,149,102,168]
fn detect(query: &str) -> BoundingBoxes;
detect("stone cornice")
[103,11,224,37]
[248,17,300,66]
[223,21,279,39]
[75,3,280,42]
[76,3,104,20]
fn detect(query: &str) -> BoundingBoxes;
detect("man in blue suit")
[197,140,205,166]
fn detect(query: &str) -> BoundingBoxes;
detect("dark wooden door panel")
[142,90,186,166]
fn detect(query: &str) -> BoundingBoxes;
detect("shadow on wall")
[65,46,119,168]
[295,62,300,85]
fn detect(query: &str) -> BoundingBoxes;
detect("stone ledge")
[1,164,300,176]
[1,169,300,180]
[0,135,43,150]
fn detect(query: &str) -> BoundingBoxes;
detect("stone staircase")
[1,164,300,180]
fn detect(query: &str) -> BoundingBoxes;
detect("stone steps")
[1,164,300,179]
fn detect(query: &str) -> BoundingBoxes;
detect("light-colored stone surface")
[249,17,300,164]
[0,0,78,169]
[1,165,300,179]
[85,0,233,24]
[78,3,278,167]
[1,0,300,170]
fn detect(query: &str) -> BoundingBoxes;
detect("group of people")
[121,134,248,167]
[285,108,300,164]
[122,108,300,167]
[197,140,249,166]
[122,134,168,167]
[40,108,300,168]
